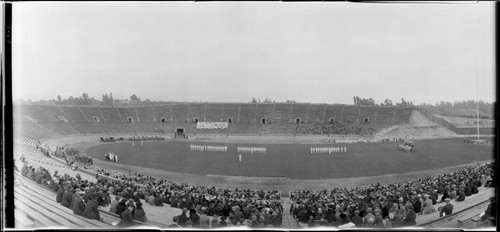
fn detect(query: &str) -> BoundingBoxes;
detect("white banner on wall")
[196,122,229,130]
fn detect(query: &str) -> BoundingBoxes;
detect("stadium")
[11,102,496,229]
[6,1,496,231]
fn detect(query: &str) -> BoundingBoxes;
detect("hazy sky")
[12,2,495,104]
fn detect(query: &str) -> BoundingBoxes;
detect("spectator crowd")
[289,162,495,228]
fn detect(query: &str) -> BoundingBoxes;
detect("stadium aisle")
[280,198,301,229]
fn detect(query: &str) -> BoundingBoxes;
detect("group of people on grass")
[289,162,495,228]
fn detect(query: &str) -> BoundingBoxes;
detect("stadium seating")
[39,106,69,122]
[290,104,309,122]
[80,106,104,122]
[171,104,189,123]
[59,106,90,122]
[340,105,360,123]
[21,105,57,122]
[14,103,415,137]
[99,107,122,123]
[306,104,325,123]
[375,106,397,124]
[324,105,344,122]
[255,103,275,120]
[14,123,62,140]
[358,106,378,123]
[71,123,107,135]
[100,123,134,134]
[238,104,257,123]
[205,104,224,122]
[188,103,205,122]
[135,106,155,123]
[152,105,171,122]
[273,103,292,124]
[118,108,138,122]
[220,103,239,122]
[393,107,413,124]
[40,122,82,135]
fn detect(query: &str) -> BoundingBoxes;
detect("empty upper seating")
[358,106,378,123]
[136,106,155,122]
[324,105,344,122]
[273,103,292,124]
[375,106,397,124]
[188,103,205,122]
[205,104,224,122]
[171,104,189,123]
[59,106,89,122]
[152,105,171,122]
[290,104,309,122]
[118,107,137,122]
[221,104,239,122]
[80,107,103,122]
[99,107,122,122]
[239,104,257,123]
[307,104,325,123]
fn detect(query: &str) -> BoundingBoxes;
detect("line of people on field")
[237,147,266,154]
[310,146,347,154]
[190,145,228,152]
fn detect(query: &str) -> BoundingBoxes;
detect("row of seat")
[14,104,414,125]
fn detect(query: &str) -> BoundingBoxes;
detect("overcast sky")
[12,2,495,105]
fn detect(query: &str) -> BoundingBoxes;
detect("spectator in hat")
[83,194,101,221]
[134,202,147,222]
[440,198,453,217]
[118,204,135,227]
[72,190,86,216]
[351,210,363,227]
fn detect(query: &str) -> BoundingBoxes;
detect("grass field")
[85,137,493,180]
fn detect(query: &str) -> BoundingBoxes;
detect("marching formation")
[310,146,347,154]
[237,147,267,154]
[190,144,228,152]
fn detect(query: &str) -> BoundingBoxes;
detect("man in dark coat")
[72,190,86,216]
[56,184,65,203]
[118,205,135,227]
[177,208,189,227]
[116,199,128,215]
[62,186,74,208]
[83,194,101,221]
[440,198,453,217]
